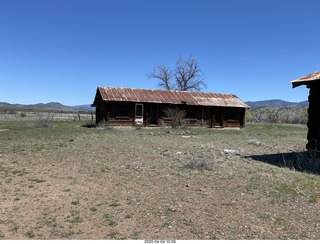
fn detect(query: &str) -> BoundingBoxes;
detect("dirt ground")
[0,121,320,240]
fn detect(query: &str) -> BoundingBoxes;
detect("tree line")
[246,106,308,124]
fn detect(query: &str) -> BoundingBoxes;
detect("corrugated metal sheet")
[292,70,320,88]
[96,87,249,108]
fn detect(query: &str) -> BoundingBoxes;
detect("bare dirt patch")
[0,121,319,239]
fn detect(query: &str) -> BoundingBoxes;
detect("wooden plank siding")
[95,100,246,128]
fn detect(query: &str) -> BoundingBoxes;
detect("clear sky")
[1,0,319,105]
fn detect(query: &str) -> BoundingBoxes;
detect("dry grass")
[0,121,320,239]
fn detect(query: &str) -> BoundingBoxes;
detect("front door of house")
[212,107,223,127]
[135,104,144,126]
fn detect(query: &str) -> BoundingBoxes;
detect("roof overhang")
[292,70,320,88]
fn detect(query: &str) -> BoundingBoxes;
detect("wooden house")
[292,70,320,152]
[92,87,249,128]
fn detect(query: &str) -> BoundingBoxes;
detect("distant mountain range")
[0,102,94,112]
[245,99,308,108]
[0,99,309,111]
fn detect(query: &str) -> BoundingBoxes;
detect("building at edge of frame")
[292,70,320,152]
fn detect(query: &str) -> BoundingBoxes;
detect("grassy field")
[0,120,320,239]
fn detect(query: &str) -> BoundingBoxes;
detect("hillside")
[246,99,308,108]
[0,102,94,112]
[0,99,309,112]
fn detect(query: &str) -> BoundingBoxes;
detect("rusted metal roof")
[94,87,249,108]
[292,70,320,88]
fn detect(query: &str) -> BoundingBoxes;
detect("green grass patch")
[25,230,35,238]
[65,210,83,223]
[103,213,117,227]
[308,195,318,203]
[71,200,80,205]
[29,178,46,183]
[90,207,97,212]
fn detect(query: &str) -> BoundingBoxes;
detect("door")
[135,104,144,126]
[216,108,222,126]
[212,107,223,127]
[149,104,158,125]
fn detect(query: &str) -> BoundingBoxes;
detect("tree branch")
[147,65,173,90]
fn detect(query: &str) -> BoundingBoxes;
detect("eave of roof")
[292,70,320,88]
[94,86,249,108]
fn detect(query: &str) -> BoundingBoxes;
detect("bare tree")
[148,56,206,92]
[175,56,206,91]
[148,65,174,90]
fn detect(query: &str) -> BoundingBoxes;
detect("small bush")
[96,121,113,130]
[71,200,80,205]
[66,210,83,223]
[184,158,213,171]
[7,109,17,115]
[103,213,117,227]
[308,195,318,203]
[248,139,265,146]
[90,207,97,212]
[36,112,55,127]
[162,107,186,128]
[25,231,35,238]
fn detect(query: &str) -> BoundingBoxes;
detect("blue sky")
[1,0,319,105]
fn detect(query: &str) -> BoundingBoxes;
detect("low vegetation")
[162,107,187,128]
[247,106,308,124]
[0,119,320,239]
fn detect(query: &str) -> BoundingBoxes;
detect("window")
[135,104,143,118]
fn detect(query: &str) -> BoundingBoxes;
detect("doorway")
[135,104,144,126]
[149,104,158,125]
[212,107,223,127]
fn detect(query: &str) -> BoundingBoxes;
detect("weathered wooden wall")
[306,83,320,151]
[95,100,246,128]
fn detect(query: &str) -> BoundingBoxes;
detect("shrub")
[184,157,213,171]
[36,112,55,127]
[162,107,186,128]
[103,213,117,227]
